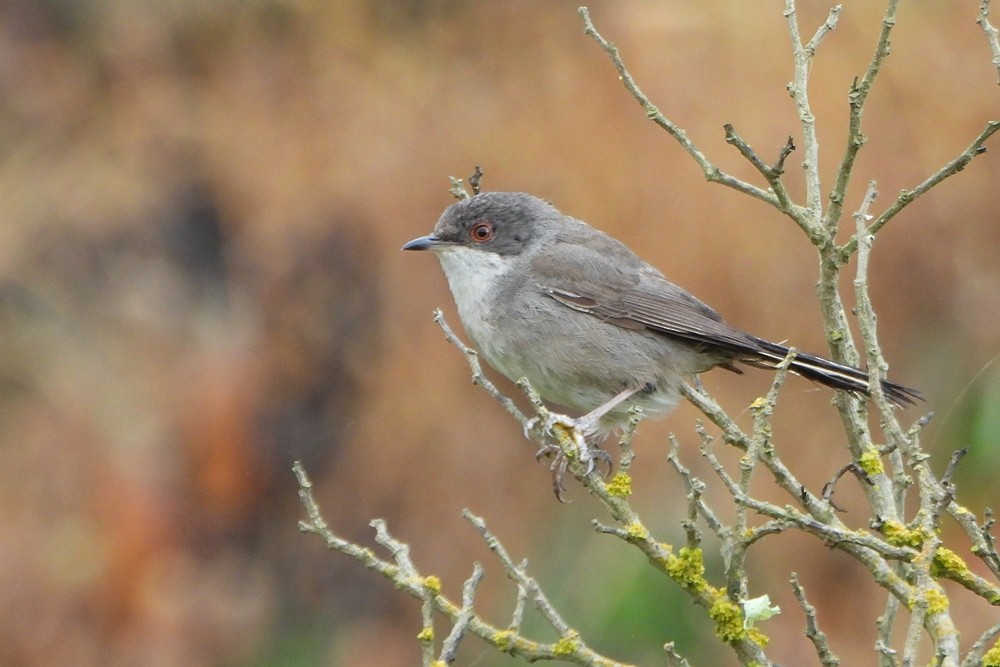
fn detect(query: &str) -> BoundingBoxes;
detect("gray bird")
[403,192,918,485]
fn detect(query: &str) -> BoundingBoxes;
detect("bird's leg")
[576,386,642,435]
[532,387,641,499]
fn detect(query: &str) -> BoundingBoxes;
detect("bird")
[403,191,919,491]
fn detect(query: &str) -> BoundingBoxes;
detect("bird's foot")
[528,412,612,501]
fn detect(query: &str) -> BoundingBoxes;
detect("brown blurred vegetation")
[0,1,998,665]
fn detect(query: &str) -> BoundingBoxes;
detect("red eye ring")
[469,220,495,243]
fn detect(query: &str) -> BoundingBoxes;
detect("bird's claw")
[529,412,613,501]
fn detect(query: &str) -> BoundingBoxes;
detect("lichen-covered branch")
[294,461,632,666]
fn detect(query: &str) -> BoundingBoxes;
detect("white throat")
[433,246,513,347]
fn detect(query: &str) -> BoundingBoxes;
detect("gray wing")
[529,228,759,356]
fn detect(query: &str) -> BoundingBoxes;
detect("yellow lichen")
[925,587,950,614]
[606,472,633,497]
[417,627,434,642]
[666,547,708,592]
[881,521,931,548]
[907,586,950,614]
[423,575,442,594]
[494,630,513,652]
[625,521,649,542]
[710,596,747,643]
[858,447,884,476]
[931,547,972,581]
[553,633,579,656]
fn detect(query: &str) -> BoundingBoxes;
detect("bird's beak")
[401,234,453,251]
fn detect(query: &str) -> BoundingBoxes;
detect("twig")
[462,510,631,666]
[294,461,629,665]
[805,5,843,55]
[963,618,1000,667]
[790,573,840,666]
[667,434,727,542]
[509,560,529,632]
[469,165,484,194]
[821,462,871,513]
[578,7,782,210]
[839,121,1000,260]
[852,180,900,434]
[824,0,901,235]
[979,0,1000,84]
[877,591,903,667]
[663,642,692,667]
[439,563,485,663]
[723,124,802,217]
[434,310,529,429]
[783,0,828,230]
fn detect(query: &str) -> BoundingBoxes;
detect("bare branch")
[790,573,840,666]
[434,310,529,429]
[723,124,805,221]
[805,5,843,55]
[783,0,827,225]
[839,121,1000,259]
[667,434,727,541]
[578,7,782,209]
[877,592,903,667]
[824,0,901,234]
[439,563,485,664]
[462,510,634,666]
[964,619,1000,667]
[509,560,529,632]
[979,0,1000,84]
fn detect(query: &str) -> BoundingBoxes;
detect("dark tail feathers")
[745,337,922,406]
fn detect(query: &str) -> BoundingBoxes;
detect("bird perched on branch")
[404,191,919,494]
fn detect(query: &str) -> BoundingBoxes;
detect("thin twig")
[667,434,727,542]
[663,642,693,667]
[839,121,1000,259]
[462,510,632,666]
[439,563,486,663]
[509,561,529,632]
[877,591,902,667]
[790,573,840,666]
[783,0,826,230]
[434,310,529,429]
[578,7,782,209]
[824,0,901,234]
[963,618,1000,667]
[805,5,843,55]
[294,461,629,665]
[979,0,1000,84]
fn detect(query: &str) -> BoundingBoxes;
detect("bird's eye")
[469,220,495,243]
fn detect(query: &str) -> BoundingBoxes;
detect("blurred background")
[1,1,998,665]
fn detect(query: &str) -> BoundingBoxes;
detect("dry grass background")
[0,1,998,665]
